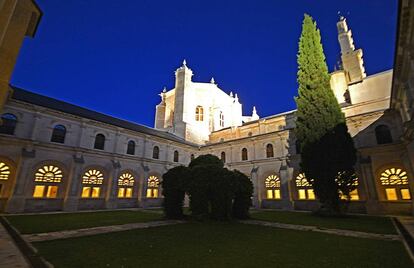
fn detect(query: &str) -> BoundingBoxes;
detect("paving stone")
[0,224,29,268]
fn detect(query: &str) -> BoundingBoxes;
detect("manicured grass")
[34,222,412,268]
[251,210,396,234]
[5,210,163,234]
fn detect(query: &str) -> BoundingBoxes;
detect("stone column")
[279,161,294,210]
[140,163,150,208]
[251,166,260,208]
[359,156,381,214]
[105,160,121,209]
[63,153,84,211]
[5,148,36,213]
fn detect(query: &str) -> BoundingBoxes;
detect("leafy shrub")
[162,166,189,219]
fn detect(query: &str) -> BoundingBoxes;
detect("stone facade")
[0,9,413,215]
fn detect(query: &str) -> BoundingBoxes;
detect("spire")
[210,77,215,84]
[229,91,233,97]
[336,16,366,83]
[251,106,259,120]
[182,59,187,67]
[234,93,239,103]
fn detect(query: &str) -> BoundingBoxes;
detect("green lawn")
[251,210,396,234]
[5,210,163,234]
[34,222,412,268]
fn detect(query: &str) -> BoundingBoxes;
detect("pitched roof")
[10,86,196,146]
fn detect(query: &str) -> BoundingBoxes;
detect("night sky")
[11,0,397,127]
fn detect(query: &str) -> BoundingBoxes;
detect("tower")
[337,16,366,84]
[173,60,193,139]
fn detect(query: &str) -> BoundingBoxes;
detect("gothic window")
[375,125,393,144]
[153,146,159,159]
[0,113,17,135]
[242,148,248,161]
[221,151,226,163]
[51,125,66,143]
[118,172,134,198]
[265,175,281,199]
[0,162,11,180]
[195,106,204,121]
[379,168,410,201]
[295,173,315,200]
[266,144,274,158]
[33,165,63,198]
[146,175,160,198]
[127,140,135,155]
[173,150,179,162]
[94,134,105,150]
[219,111,224,127]
[81,169,104,198]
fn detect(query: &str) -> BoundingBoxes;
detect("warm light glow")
[385,188,398,201]
[118,172,134,186]
[295,173,311,187]
[0,162,10,180]
[147,188,159,198]
[82,169,104,184]
[380,168,408,185]
[82,187,91,198]
[296,173,315,200]
[307,189,315,200]
[126,188,132,198]
[148,176,159,187]
[46,186,58,198]
[33,185,45,198]
[35,165,62,182]
[118,188,125,198]
[298,189,306,199]
[265,175,280,188]
[401,188,411,200]
[91,187,100,198]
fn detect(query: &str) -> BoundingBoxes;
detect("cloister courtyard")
[1,209,413,267]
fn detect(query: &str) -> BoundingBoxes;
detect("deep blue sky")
[12,0,397,127]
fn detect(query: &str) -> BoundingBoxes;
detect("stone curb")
[239,219,401,241]
[23,220,185,242]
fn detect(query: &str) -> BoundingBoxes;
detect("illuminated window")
[0,113,17,135]
[127,140,135,155]
[118,172,134,198]
[221,152,226,163]
[295,173,315,200]
[375,125,392,144]
[153,146,159,159]
[33,165,62,198]
[174,150,179,162]
[146,175,159,198]
[219,111,224,127]
[265,175,281,199]
[338,177,360,201]
[81,169,104,198]
[242,148,248,161]
[266,144,274,158]
[380,168,411,201]
[195,106,204,121]
[0,162,11,180]
[51,125,66,143]
[94,134,105,150]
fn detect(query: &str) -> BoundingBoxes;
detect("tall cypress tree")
[295,14,357,214]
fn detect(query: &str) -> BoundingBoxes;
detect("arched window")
[0,162,11,180]
[375,125,393,144]
[295,140,301,154]
[195,106,204,121]
[295,173,315,200]
[242,148,248,161]
[338,176,359,201]
[219,111,224,127]
[265,175,281,199]
[81,169,104,198]
[173,150,179,162]
[153,146,159,159]
[127,140,135,155]
[0,113,17,135]
[118,172,134,198]
[146,175,160,198]
[33,165,63,198]
[266,144,274,158]
[51,125,66,143]
[94,134,105,150]
[379,168,411,201]
[221,152,226,163]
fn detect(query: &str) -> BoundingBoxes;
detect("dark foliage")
[232,170,254,219]
[161,166,189,219]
